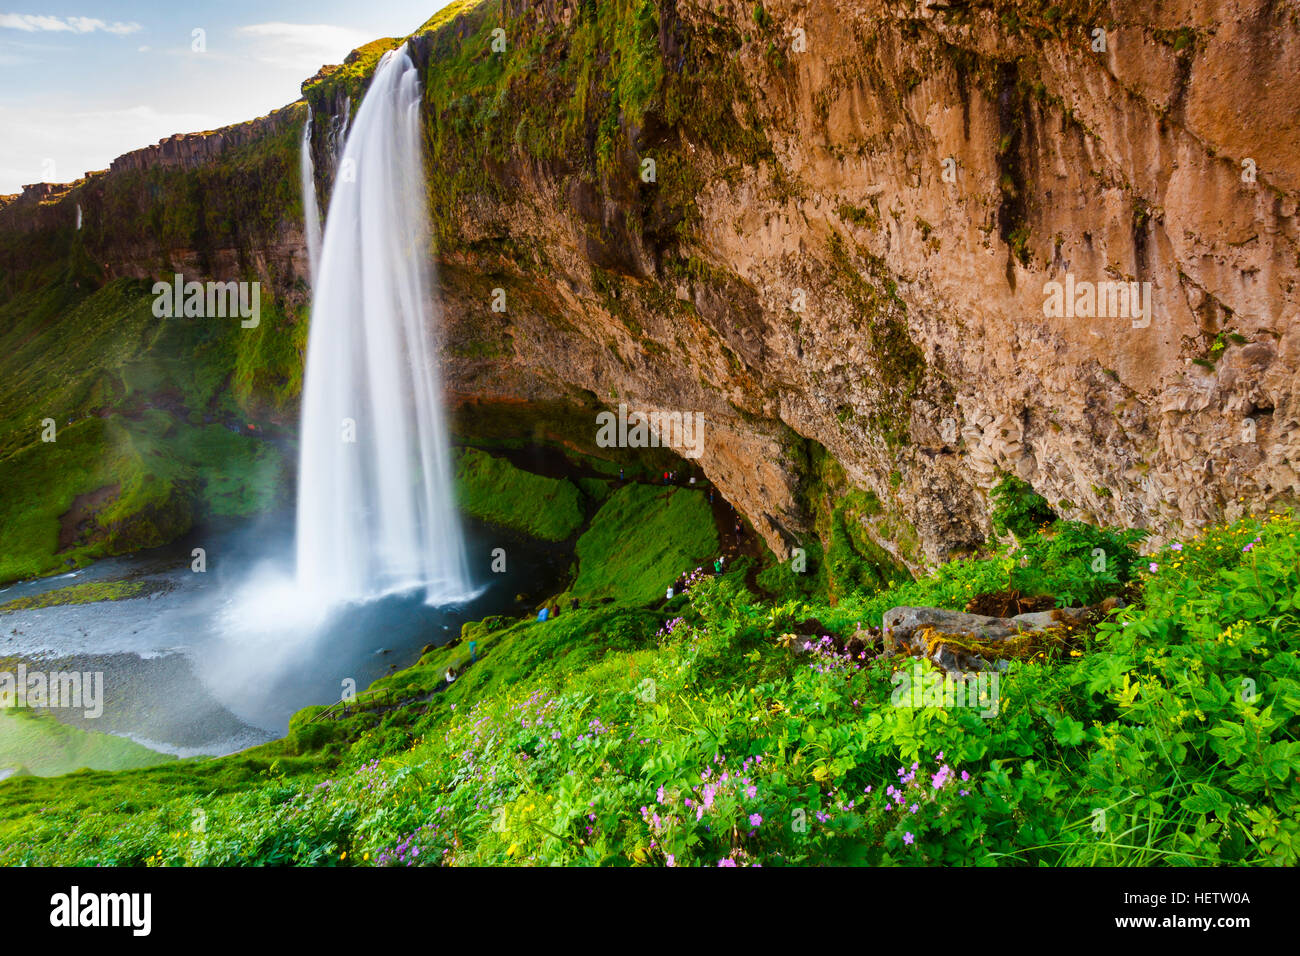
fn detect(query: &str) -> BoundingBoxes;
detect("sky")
[0,1,456,193]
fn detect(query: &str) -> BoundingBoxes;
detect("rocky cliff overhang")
[2,0,1297,570]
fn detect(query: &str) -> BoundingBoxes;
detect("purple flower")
[1148,562,1158,573]
[903,832,914,845]
[748,813,762,827]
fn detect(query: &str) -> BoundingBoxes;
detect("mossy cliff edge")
[2,0,1298,582]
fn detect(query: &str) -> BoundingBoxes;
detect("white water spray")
[295,45,473,606]
[301,105,322,282]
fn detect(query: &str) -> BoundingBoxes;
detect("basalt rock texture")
[4,0,1299,571]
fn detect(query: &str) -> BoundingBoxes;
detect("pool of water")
[0,509,569,758]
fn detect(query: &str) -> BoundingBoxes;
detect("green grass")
[0,512,1294,868]
[454,446,585,541]
[0,278,294,584]
[570,483,719,605]
[576,476,610,501]
[0,411,289,584]
[0,578,169,612]
[0,709,176,778]
[1,508,1297,866]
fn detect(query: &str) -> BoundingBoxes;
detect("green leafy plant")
[989,474,1057,539]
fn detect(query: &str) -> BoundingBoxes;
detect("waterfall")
[300,106,322,282]
[331,96,351,170]
[295,44,473,607]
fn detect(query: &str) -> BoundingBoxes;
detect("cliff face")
[4,0,1299,570]
[404,0,1300,565]
[0,104,310,308]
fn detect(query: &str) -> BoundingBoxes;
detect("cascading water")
[331,96,351,169]
[295,44,473,607]
[300,105,323,282]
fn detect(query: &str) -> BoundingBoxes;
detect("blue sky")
[0,1,456,192]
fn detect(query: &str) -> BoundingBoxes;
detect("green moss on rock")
[455,446,585,540]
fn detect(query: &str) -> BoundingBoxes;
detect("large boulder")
[881,602,1116,674]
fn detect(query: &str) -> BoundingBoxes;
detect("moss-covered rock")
[454,446,585,540]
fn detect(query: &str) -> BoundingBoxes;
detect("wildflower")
[903,832,914,845]
[1148,562,1158,573]
[749,813,763,827]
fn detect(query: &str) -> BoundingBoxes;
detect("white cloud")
[237,22,373,72]
[0,102,223,191]
[0,14,141,36]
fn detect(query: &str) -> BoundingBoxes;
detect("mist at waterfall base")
[0,47,534,761]
[2,516,566,754]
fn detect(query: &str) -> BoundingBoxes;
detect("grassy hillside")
[570,482,718,604]
[0,276,297,584]
[3,501,1295,866]
[0,710,175,779]
[454,447,586,541]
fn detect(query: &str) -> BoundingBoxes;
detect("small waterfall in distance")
[300,105,322,282]
[295,44,473,607]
